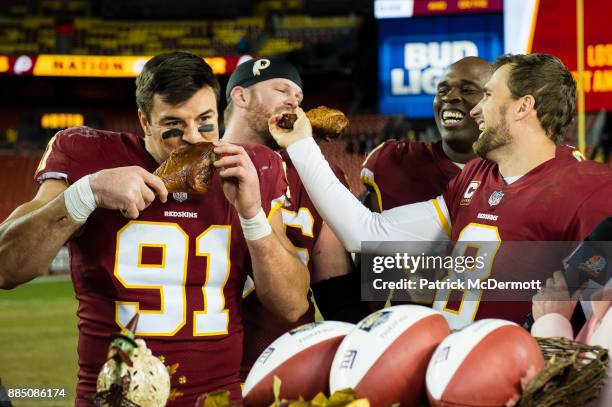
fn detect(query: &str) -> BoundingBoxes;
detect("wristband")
[239,208,272,240]
[64,174,97,222]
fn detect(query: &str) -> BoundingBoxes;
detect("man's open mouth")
[441,110,465,127]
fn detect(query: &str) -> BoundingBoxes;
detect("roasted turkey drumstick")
[153,142,218,194]
[277,106,349,138]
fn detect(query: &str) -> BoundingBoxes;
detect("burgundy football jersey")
[361,140,461,210]
[433,145,612,330]
[34,127,287,406]
[239,149,349,380]
[361,140,462,307]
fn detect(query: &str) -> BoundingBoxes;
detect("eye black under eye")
[162,128,183,139]
[198,124,215,133]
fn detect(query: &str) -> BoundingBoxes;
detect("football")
[329,305,450,407]
[242,321,355,406]
[426,319,545,407]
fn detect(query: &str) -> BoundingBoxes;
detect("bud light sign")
[378,14,502,118]
[391,40,478,95]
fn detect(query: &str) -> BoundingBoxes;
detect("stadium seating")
[101,111,142,136]
[258,14,360,55]
[319,139,365,196]
[0,0,28,18]
[0,152,41,221]
[39,0,90,17]
[0,17,55,54]
[0,10,359,56]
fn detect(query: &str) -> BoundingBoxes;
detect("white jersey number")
[114,221,230,336]
[433,222,501,330]
[281,207,315,266]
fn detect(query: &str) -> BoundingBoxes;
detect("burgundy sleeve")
[34,130,73,183]
[361,141,391,178]
[250,146,288,215]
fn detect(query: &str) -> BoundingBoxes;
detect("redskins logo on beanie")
[225,57,302,102]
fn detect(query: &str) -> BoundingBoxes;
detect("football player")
[222,57,369,380]
[360,57,492,306]
[361,56,493,212]
[265,53,612,330]
[0,51,309,406]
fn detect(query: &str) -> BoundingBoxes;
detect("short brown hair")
[136,51,220,121]
[495,53,576,143]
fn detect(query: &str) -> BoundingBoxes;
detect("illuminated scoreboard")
[41,113,85,129]
[0,55,248,77]
[375,0,502,19]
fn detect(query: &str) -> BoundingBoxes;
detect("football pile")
[241,305,544,407]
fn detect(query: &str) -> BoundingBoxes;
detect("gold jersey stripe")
[361,175,383,212]
[35,134,58,176]
[361,140,387,168]
[431,198,451,238]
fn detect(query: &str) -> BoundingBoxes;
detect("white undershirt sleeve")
[286,138,451,253]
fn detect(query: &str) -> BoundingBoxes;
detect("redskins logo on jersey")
[460,181,480,206]
[172,192,188,202]
[488,191,504,207]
